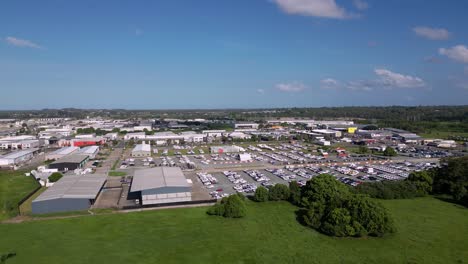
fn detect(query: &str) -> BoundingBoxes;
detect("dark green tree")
[254,186,269,202]
[288,181,301,205]
[268,184,290,201]
[383,147,397,157]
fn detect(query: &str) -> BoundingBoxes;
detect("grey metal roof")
[49,146,79,155]
[51,154,89,164]
[33,174,107,202]
[130,167,191,192]
[0,148,38,159]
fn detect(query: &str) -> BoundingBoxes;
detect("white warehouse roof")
[130,167,191,192]
[34,174,107,202]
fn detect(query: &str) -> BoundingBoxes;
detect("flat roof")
[0,148,38,159]
[33,174,107,202]
[51,154,89,164]
[130,167,191,192]
[132,144,151,152]
[78,146,100,154]
[50,146,79,156]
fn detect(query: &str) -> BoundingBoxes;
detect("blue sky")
[1,0,468,109]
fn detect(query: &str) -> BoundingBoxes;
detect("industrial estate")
[0,113,465,214]
[0,107,467,263]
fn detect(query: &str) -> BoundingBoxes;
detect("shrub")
[254,186,269,202]
[223,194,247,218]
[289,181,301,205]
[207,194,246,218]
[268,184,290,201]
[383,147,397,156]
[48,172,63,183]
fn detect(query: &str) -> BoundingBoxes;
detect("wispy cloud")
[327,69,425,92]
[320,78,340,89]
[353,0,369,10]
[413,26,450,40]
[275,82,306,92]
[439,45,468,63]
[374,68,425,88]
[272,0,356,19]
[5,36,42,49]
[257,89,266,94]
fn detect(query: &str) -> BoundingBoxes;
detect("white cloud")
[257,89,266,94]
[346,80,375,91]
[413,26,450,40]
[272,0,354,19]
[276,82,306,92]
[374,68,425,88]
[320,78,340,89]
[439,45,468,63]
[353,0,368,10]
[5,36,42,49]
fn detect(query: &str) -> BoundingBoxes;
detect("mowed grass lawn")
[0,171,39,221]
[0,197,467,264]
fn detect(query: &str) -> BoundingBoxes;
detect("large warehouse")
[130,167,192,205]
[131,143,151,157]
[32,174,107,214]
[48,154,89,171]
[45,146,79,161]
[0,148,39,166]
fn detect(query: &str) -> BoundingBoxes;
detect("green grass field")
[18,187,46,216]
[107,171,127,177]
[0,171,39,221]
[0,197,467,264]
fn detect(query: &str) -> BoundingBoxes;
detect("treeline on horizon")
[1,105,467,122]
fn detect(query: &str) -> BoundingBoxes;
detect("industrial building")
[210,145,243,154]
[48,154,89,171]
[31,174,107,214]
[71,137,105,147]
[131,143,151,157]
[130,167,192,205]
[78,146,100,159]
[234,122,259,130]
[0,148,39,166]
[46,146,80,161]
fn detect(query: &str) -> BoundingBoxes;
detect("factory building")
[0,148,39,166]
[48,154,89,171]
[46,146,80,161]
[32,174,107,214]
[130,167,192,205]
[78,146,100,159]
[210,145,244,154]
[234,122,259,130]
[71,137,105,147]
[131,142,151,157]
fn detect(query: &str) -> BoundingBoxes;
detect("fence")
[121,199,217,210]
[17,180,42,215]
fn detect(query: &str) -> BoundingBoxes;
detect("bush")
[48,172,63,183]
[207,194,246,218]
[223,194,247,218]
[269,184,290,201]
[355,181,424,199]
[383,147,397,156]
[301,174,395,237]
[289,181,301,205]
[254,186,269,202]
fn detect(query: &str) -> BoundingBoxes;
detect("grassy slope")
[0,197,467,263]
[0,171,39,221]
